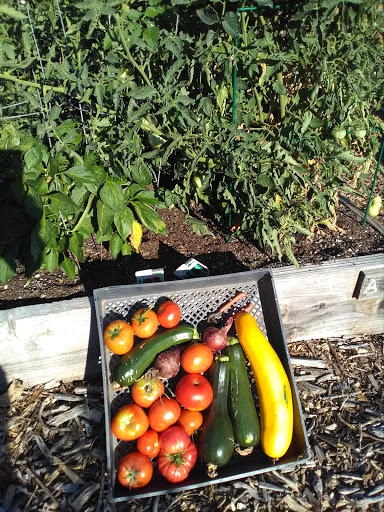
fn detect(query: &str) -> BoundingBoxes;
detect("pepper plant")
[0,0,383,283]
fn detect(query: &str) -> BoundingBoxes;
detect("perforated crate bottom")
[94,270,311,503]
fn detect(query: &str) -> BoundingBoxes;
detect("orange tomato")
[131,308,158,338]
[177,409,203,436]
[181,343,213,373]
[103,320,134,355]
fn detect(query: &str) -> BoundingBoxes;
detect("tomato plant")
[0,0,383,284]
[117,452,153,488]
[176,409,203,436]
[148,397,181,432]
[157,301,181,329]
[111,404,149,441]
[131,373,165,408]
[103,320,134,355]
[131,308,158,338]
[137,429,160,459]
[181,343,213,374]
[175,374,213,412]
[158,440,197,483]
[159,426,190,454]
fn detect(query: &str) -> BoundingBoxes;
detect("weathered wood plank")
[0,254,383,387]
[272,254,384,341]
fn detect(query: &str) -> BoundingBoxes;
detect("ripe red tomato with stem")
[159,426,190,454]
[158,440,197,483]
[157,301,181,328]
[137,429,160,458]
[175,373,213,411]
[131,308,158,338]
[181,343,213,373]
[131,372,165,408]
[103,320,134,355]
[111,404,149,441]
[117,452,153,488]
[148,397,181,432]
[176,409,203,436]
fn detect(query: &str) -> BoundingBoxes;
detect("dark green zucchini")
[198,355,234,469]
[113,324,199,386]
[226,337,260,447]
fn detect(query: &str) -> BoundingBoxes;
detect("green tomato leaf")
[114,208,134,240]
[69,232,84,263]
[143,27,160,49]
[197,7,220,25]
[131,201,166,234]
[186,217,214,236]
[131,161,153,186]
[24,186,43,219]
[43,248,59,272]
[110,232,124,258]
[24,145,43,169]
[0,243,20,283]
[97,200,114,235]
[121,242,132,256]
[64,165,99,185]
[48,193,78,217]
[31,215,53,260]
[222,11,241,38]
[0,5,27,19]
[130,86,157,100]
[100,179,125,212]
[60,255,77,281]
[301,111,313,135]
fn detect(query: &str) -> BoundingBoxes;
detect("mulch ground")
[1,333,383,512]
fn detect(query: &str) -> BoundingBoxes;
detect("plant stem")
[253,88,264,123]
[0,73,65,94]
[277,71,286,120]
[114,14,152,87]
[241,12,248,47]
[72,194,95,233]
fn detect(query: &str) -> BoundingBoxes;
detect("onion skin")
[155,348,181,379]
[202,318,233,353]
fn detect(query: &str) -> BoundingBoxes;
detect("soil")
[1,193,383,310]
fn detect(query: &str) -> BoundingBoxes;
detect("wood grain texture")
[0,254,383,387]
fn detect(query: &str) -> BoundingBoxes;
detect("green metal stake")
[363,138,384,227]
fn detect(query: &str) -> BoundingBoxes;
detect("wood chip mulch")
[1,333,383,512]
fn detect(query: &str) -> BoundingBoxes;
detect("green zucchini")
[113,324,199,386]
[198,355,234,469]
[226,337,260,448]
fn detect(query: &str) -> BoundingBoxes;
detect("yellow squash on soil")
[234,312,293,458]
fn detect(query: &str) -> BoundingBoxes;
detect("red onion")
[154,348,181,379]
[202,317,233,352]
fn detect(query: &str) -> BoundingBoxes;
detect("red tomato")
[103,320,134,355]
[131,308,158,338]
[117,452,153,488]
[137,429,160,458]
[157,301,181,328]
[181,343,213,373]
[111,404,149,441]
[159,426,190,454]
[148,397,181,432]
[131,374,165,408]
[176,409,203,436]
[175,374,213,411]
[158,441,197,483]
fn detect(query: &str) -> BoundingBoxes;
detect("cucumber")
[113,324,199,386]
[226,337,260,448]
[198,356,234,469]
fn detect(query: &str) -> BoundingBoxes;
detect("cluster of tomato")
[103,300,216,489]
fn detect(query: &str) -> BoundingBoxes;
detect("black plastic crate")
[93,269,311,503]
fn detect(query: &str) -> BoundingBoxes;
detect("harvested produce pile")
[1,333,383,511]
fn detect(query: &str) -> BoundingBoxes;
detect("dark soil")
[1,194,383,311]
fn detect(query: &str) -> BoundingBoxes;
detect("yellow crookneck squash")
[234,312,293,459]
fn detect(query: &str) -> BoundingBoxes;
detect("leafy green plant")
[0,0,383,282]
